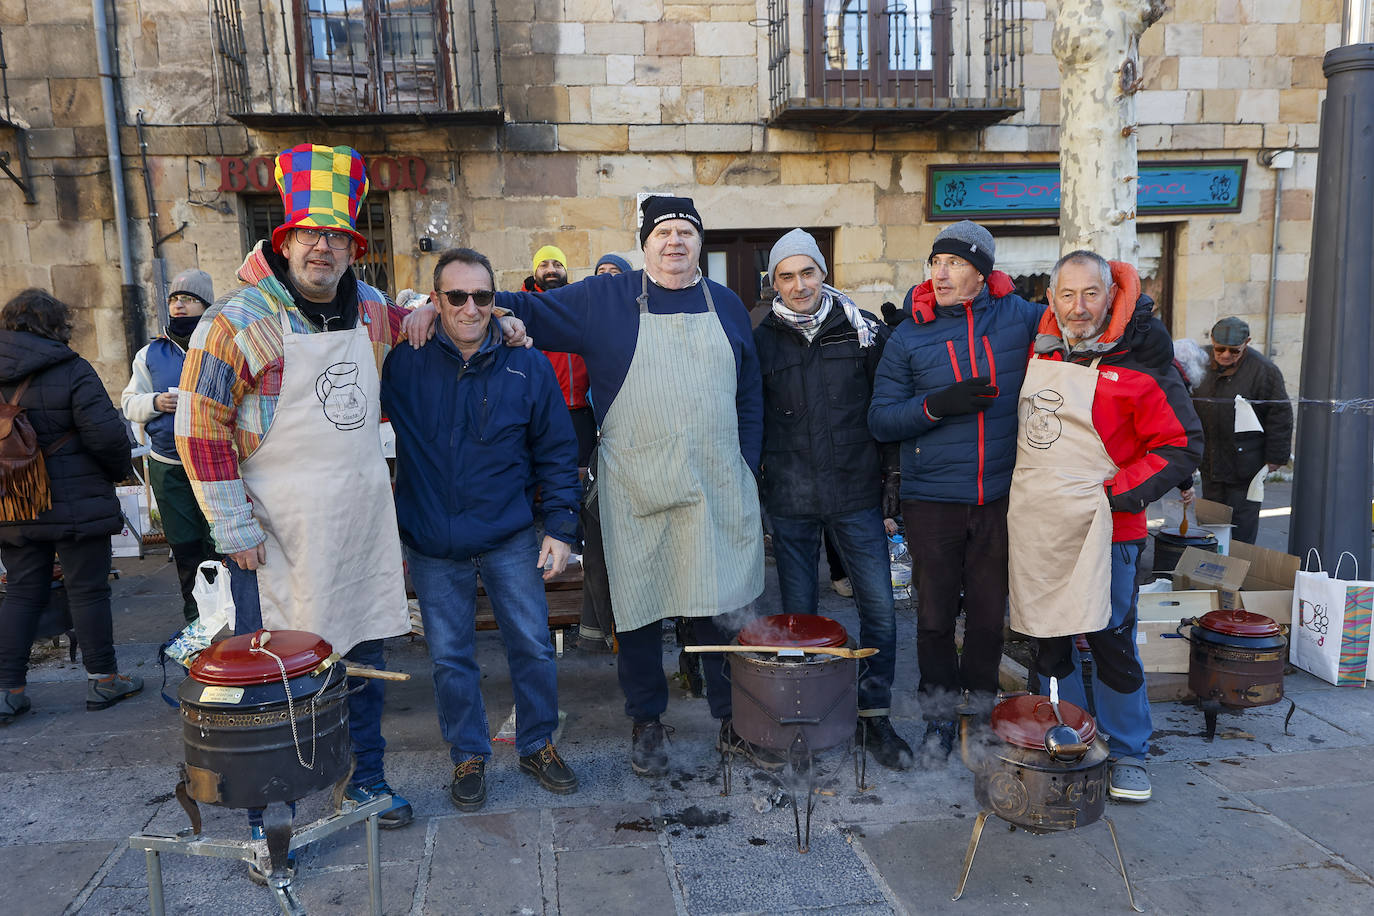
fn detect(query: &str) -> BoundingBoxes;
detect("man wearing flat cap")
[755,228,912,769]
[404,194,765,777]
[1191,316,1292,544]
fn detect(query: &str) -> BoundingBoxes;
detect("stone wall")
[0,0,1348,394]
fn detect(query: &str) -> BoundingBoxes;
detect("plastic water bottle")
[889,534,912,601]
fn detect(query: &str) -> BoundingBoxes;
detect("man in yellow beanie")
[522,244,595,466]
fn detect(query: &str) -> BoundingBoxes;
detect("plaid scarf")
[771,284,877,347]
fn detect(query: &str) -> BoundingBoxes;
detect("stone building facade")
[0,0,1347,393]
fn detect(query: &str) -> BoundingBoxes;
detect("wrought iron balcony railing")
[766,0,1024,129]
[211,0,503,127]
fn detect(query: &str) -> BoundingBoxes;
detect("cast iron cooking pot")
[730,614,856,753]
[1178,609,1287,709]
[179,629,352,809]
[958,694,1109,833]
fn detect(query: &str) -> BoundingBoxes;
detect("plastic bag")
[191,560,234,634]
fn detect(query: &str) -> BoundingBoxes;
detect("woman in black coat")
[0,289,140,723]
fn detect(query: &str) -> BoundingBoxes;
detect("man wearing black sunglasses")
[1191,316,1292,544]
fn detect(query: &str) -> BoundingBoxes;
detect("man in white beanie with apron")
[1007,250,1201,804]
[403,194,766,777]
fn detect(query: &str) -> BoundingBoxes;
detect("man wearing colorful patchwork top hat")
[177,145,417,844]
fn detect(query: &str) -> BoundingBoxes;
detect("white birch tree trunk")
[1054,0,1168,262]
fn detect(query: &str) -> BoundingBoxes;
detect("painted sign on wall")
[927,161,1247,220]
[216,156,430,194]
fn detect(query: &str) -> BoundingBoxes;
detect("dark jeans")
[902,497,1009,717]
[0,536,117,686]
[228,562,388,787]
[148,460,217,622]
[618,615,737,722]
[1200,479,1262,544]
[770,507,897,712]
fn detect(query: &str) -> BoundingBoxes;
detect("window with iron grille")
[243,195,394,295]
[300,0,449,113]
[811,0,947,99]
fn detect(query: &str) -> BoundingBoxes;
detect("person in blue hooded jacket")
[381,247,582,812]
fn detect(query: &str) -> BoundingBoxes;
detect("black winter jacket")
[1193,348,1292,485]
[755,307,897,518]
[0,330,131,545]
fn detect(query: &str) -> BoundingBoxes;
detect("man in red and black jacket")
[524,244,595,466]
[1009,250,1202,805]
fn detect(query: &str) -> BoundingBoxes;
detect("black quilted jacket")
[0,330,131,545]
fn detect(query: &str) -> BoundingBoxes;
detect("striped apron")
[596,272,764,630]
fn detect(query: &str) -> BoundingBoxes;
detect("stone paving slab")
[551,801,663,849]
[1251,782,1374,878]
[0,840,119,916]
[555,844,678,916]
[422,810,547,915]
[1189,746,1374,792]
[1074,762,1336,881]
[1280,684,1374,743]
[1132,863,1374,914]
[855,816,1140,914]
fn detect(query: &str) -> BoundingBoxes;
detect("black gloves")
[881,472,901,519]
[925,377,999,419]
[1126,294,1175,371]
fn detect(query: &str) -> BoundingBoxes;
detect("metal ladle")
[1043,676,1089,761]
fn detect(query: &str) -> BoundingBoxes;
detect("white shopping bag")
[1290,550,1373,686]
[191,561,235,634]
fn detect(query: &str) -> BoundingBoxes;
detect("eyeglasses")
[168,294,202,306]
[439,288,495,308]
[294,227,354,250]
[1212,345,1243,355]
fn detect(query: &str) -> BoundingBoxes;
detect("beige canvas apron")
[596,272,764,630]
[238,305,408,654]
[1007,355,1118,637]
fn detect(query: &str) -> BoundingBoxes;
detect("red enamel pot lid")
[990,693,1098,750]
[738,614,848,648]
[1198,609,1281,638]
[189,629,334,686]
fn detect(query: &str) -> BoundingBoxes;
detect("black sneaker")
[856,716,914,771]
[450,756,486,811]
[519,742,579,795]
[717,719,786,772]
[630,719,671,777]
[919,719,957,769]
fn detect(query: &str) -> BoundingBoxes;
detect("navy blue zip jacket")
[868,272,1043,505]
[381,322,581,560]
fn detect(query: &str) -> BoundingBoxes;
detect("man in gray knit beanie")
[754,228,913,770]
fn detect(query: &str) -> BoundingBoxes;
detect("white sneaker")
[831,577,853,598]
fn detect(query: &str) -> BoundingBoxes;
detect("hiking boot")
[86,673,143,711]
[856,716,914,771]
[449,756,486,811]
[717,719,786,772]
[0,689,30,725]
[519,742,579,795]
[919,719,957,769]
[630,719,670,777]
[1108,756,1152,802]
[246,825,296,886]
[342,779,414,828]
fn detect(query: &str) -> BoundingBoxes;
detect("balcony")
[211,0,504,128]
[0,25,35,203]
[765,0,1024,130]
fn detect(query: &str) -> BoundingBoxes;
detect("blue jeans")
[228,562,389,787]
[405,527,560,761]
[770,507,897,713]
[1056,542,1153,759]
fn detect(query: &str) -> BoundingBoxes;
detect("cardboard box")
[1136,588,1219,673]
[1193,499,1235,555]
[1173,543,1299,616]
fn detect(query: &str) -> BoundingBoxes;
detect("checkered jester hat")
[271,144,370,255]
